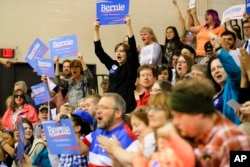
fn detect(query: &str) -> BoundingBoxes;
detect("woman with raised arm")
[186,9,225,63]
[54,53,93,108]
[94,15,140,113]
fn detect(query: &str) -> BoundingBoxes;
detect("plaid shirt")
[59,154,88,167]
[194,112,250,167]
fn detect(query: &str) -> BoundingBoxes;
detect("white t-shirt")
[126,132,155,157]
[139,42,162,66]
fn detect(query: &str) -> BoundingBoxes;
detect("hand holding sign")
[96,0,130,25]
[189,0,196,9]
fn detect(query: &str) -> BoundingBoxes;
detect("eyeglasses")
[95,105,116,111]
[14,94,25,98]
[146,107,163,112]
[157,64,168,68]
[177,60,187,64]
[140,73,153,78]
[244,26,250,29]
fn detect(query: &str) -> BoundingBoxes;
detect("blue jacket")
[217,49,241,124]
[32,147,52,167]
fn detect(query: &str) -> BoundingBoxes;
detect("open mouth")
[117,56,122,61]
[97,117,102,122]
[216,74,223,80]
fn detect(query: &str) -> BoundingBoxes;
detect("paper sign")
[17,121,25,164]
[47,77,57,91]
[189,0,196,9]
[221,4,245,24]
[31,82,51,105]
[139,44,154,65]
[246,0,250,14]
[42,119,80,155]
[24,38,48,69]
[96,0,129,25]
[49,34,78,58]
[227,99,242,110]
[36,58,55,78]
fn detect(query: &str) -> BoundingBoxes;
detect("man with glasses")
[136,64,156,107]
[78,93,136,167]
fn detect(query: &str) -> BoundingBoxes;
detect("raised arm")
[78,53,88,71]
[94,19,101,42]
[53,56,68,89]
[191,8,201,26]
[173,0,185,36]
[54,56,60,76]
[125,15,133,38]
[186,9,201,34]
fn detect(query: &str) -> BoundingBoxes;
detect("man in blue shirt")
[78,93,136,167]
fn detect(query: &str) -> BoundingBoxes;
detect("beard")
[97,112,115,130]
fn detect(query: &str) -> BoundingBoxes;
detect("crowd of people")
[1,0,250,166]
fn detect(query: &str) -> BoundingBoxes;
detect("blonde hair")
[147,92,172,119]
[140,27,158,43]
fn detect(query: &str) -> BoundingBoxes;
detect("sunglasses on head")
[157,64,168,69]
[14,94,25,98]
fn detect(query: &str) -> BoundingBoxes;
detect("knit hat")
[169,78,215,114]
[170,92,214,114]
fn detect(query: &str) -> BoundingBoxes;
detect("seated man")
[78,93,136,167]
[169,78,250,167]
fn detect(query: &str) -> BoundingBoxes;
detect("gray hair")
[102,93,126,114]
[14,81,28,93]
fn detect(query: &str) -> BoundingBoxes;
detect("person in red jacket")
[1,89,38,130]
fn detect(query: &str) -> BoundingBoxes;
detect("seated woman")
[176,55,194,82]
[150,80,172,95]
[156,64,172,82]
[2,89,38,130]
[8,118,49,167]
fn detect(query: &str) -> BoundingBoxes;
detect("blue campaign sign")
[247,0,250,14]
[17,121,25,164]
[49,34,78,58]
[24,38,48,69]
[36,58,55,78]
[31,82,51,105]
[96,0,129,25]
[42,119,80,155]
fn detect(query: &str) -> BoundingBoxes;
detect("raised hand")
[53,56,59,64]
[0,58,15,68]
[94,19,100,31]
[124,14,131,26]
[172,0,177,6]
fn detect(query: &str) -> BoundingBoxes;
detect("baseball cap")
[39,104,48,112]
[73,109,94,126]
[204,41,213,52]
